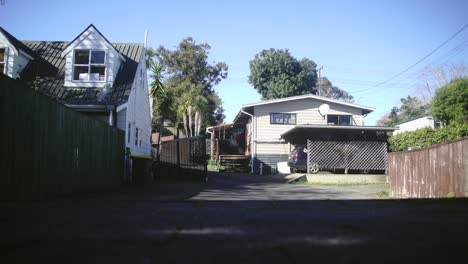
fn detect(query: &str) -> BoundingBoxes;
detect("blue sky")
[1,0,467,125]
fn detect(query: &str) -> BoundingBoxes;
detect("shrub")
[432,78,468,125]
[389,123,468,152]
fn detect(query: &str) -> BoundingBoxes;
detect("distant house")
[393,116,442,135]
[0,24,151,155]
[209,94,396,174]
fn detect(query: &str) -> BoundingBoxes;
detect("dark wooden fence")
[0,76,125,200]
[388,137,468,198]
[156,136,207,181]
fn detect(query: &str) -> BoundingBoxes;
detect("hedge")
[388,123,468,152]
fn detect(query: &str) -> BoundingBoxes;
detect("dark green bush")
[389,123,468,152]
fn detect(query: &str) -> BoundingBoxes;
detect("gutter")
[241,109,255,174]
[65,104,115,112]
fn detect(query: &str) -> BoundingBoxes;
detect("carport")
[281,125,396,174]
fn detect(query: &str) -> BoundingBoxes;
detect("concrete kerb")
[285,173,387,184]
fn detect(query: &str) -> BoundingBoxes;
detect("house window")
[135,127,139,146]
[127,123,131,143]
[73,50,106,81]
[270,113,296,125]
[327,115,351,126]
[0,48,6,74]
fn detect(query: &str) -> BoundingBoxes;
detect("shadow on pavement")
[1,172,468,263]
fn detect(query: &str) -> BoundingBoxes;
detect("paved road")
[2,172,468,263]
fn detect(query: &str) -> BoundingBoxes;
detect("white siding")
[116,108,127,130]
[394,116,435,135]
[253,98,364,155]
[125,48,151,156]
[0,35,32,79]
[62,28,122,88]
[12,53,29,78]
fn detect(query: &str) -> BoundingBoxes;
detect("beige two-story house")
[231,94,394,173]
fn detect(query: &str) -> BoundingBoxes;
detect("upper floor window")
[327,115,351,126]
[73,50,106,81]
[0,48,6,74]
[270,113,296,125]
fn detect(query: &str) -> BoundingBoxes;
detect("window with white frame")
[73,50,106,81]
[0,48,6,74]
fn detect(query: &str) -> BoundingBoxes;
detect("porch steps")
[219,155,250,173]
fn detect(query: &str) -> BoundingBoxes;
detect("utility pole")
[317,66,324,96]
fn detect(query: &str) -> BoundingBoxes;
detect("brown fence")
[388,137,468,198]
[0,76,125,200]
[156,136,207,181]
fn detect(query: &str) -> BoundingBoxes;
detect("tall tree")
[432,78,468,125]
[378,96,429,127]
[155,37,228,132]
[319,77,354,102]
[249,49,318,99]
[399,96,427,121]
[416,63,468,103]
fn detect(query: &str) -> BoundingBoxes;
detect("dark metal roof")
[281,124,397,145]
[19,41,143,106]
[0,27,35,57]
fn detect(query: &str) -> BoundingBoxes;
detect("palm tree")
[149,60,170,160]
[177,84,208,137]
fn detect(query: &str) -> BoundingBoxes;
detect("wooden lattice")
[307,140,388,172]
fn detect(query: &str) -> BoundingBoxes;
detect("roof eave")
[242,94,375,113]
[280,125,398,138]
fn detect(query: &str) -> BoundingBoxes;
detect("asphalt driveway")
[190,172,389,200]
[2,172,468,263]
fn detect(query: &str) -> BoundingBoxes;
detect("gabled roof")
[61,24,125,62]
[242,94,374,112]
[20,41,143,106]
[0,26,35,58]
[233,94,375,123]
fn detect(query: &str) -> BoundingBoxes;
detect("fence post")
[203,138,208,181]
[176,139,180,178]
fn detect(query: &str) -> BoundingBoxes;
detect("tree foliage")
[248,49,318,99]
[319,77,354,102]
[416,63,468,103]
[378,96,428,126]
[147,37,228,135]
[388,123,468,152]
[431,78,468,125]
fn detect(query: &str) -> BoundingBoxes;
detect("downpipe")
[241,109,255,174]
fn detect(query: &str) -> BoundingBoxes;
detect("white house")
[0,25,152,155]
[393,116,442,135]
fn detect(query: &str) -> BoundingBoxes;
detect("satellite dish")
[318,104,330,116]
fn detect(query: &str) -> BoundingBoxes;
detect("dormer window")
[0,48,6,74]
[73,50,106,81]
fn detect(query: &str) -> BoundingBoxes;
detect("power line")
[352,23,468,93]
